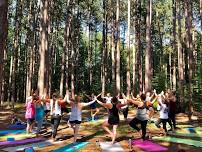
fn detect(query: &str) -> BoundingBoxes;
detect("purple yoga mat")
[132,139,168,152]
[0,137,44,146]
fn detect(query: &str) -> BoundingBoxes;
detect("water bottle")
[129,139,132,151]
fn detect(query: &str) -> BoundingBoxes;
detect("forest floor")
[0,104,202,152]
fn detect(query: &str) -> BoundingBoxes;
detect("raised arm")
[81,99,96,107]
[127,98,142,107]
[63,92,74,106]
[96,99,112,109]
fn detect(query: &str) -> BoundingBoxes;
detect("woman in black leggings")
[127,94,152,140]
[96,96,127,143]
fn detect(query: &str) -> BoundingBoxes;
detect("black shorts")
[61,107,69,114]
[69,120,81,124]
[108,117,119,125]
[90,102,96,109]
[27,118,35,125]
[45,110,50,114]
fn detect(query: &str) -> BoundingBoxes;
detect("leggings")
[51,115,61,138]
[129,117,148,140]
[169,112,176,128]
[155,118,172,132]
[36,119,43,134]
[122,107,129,119]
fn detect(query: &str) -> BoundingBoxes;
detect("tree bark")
[145,0,152,92]
[116,0,120,95]
[11,0,23,107]
[172,0,177,91]
[101,0,107,96]
[64,0,73,94]
[111,20,115,84]
[126,0,131,97]
[177,0,184,107]
[0,0,8,106]
[185,0,194,116]
[26,0,35,99]
[38,0,49,97]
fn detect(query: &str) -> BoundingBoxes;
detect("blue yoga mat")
[0,130,26,135]
[187,128,196,133]
[8,124,26,129]
[51,142,89,152]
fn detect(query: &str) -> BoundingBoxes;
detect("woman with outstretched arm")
[96,96,128,144]
[126,94,152,140]
[65,93,96,142]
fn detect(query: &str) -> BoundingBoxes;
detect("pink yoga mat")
[0,137,44,146]
[132,139,168,152]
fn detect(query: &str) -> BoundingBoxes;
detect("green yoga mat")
[167,131,202,138]
[177,129,202,135]
[152,136,202,147]
[0,133,36,140]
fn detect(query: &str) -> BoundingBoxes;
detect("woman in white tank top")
[66,94,96,142]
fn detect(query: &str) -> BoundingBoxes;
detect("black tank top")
[109,103,119,118]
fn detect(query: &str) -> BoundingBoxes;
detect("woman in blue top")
[35,100,45,136]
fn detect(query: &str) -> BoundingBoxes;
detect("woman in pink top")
[25,94,36,133]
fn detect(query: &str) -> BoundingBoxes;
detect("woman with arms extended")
[127,93,153,140]
[96,96,128,144]
[66,93,97,142]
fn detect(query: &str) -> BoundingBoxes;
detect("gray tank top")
[69,104,82,121]
[136,102,149,121]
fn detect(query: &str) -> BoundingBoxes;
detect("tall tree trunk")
[38,0,49,97]
[101,0,107,96]
[60,51,65,96]
[111,0,116,92]
[185,0,194,116]
[11,0,23,107]
[116,0,120,95]
[64,0,73,94]
[26,0,35,98]
[177,0,184,107]
[0,0,8,106]
[88,1,93,88]
[126,0,131,97]
[172,0,177,91]
[145,0,152,92]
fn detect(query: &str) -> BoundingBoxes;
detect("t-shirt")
[159,103,169,119]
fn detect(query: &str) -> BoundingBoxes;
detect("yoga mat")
[186,127,202,133]
[167,131,202,138]
[152,136,202,147]
[3,140,53,152]
[51,142,89,152]
[0,130,26,135]
[187,128,196,133]
[0,137,44,146]
[8,124,26,129]
[99,142,124,152]
[177,125,193,128]
[132,139,168,152]
[0,133,36,140]
[176,128,202,135]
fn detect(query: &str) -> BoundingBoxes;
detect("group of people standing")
[24,89,177,143]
